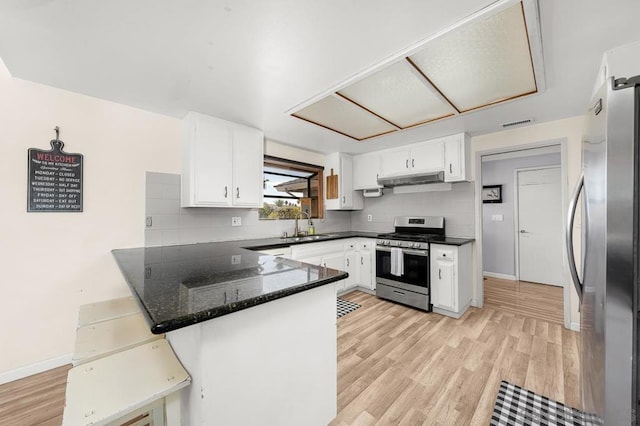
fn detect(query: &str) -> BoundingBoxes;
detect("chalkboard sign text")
[28,136,83,212]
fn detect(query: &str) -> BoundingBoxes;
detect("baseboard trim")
[483,272,517,281]
[570,322,580,332]
[0,353,72,385]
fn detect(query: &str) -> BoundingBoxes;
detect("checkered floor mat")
[491,381,602,426]
[337,298,361,318]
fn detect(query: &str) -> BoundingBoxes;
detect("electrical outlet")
[231,216,242,227]
[367,214,373,222]
[231,255,242,265]
[145,216,153,227]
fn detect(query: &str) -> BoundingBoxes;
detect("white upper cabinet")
[231,124,264,206]
[379,149,411,177]
[325,153,363,211]
[375,133,469,182]
[353,152,382,190]
[182,112,264,208]
[443,133,470,182]
[410,140,444,174]
[379,139,443,178]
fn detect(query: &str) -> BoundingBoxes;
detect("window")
[259,156,324,220]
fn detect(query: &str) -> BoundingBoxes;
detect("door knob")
[520,230,527,233]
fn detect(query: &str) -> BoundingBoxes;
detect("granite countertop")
[111,231,473,334]
[428,237,475,246]
[112,241,348,334]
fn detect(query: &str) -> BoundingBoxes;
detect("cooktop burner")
[376,232,445,242]
[375,216,446,249]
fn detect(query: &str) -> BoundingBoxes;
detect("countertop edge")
[148,271,348,334]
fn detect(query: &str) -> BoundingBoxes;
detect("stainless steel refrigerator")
[567,74,640,424]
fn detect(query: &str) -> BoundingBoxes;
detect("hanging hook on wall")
[51,126,64,150]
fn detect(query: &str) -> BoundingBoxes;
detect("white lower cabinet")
[344,250,357,291]
[430,243,472,318]
[290,238,377,294]
[322,252,346,293]
[356,240,375,291]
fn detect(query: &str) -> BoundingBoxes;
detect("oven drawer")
[376,282,430,311]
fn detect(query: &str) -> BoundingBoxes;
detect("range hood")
[377,171,445,187]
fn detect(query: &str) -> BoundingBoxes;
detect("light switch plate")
[232,217,242,227]
[491,214,504,221]
[231,255,241,265]
[367,214,373,222]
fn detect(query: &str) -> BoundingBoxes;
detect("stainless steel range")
[375,216,445,311]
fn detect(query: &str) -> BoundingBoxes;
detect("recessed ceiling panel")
[292,95,397,140]
[409,2,536,112]
[337,61,456,128]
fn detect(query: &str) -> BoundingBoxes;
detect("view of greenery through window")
[258,157,323,220]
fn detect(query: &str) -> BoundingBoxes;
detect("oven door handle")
[376,247,428,257]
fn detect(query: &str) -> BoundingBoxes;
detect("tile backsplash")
[145,172,352,247]
[350,182,475,237]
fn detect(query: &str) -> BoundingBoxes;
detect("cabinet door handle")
[449,163,453,174]
[405,159,409,168]
[361,257,364,265]
[342,195,346,204]
[237,187,240,198]
[439,269,442,280]
[412,159,415,168]
[236,289,239,299]
[346,258,349,267]
[224,292,227,304]
[224,186,228,198]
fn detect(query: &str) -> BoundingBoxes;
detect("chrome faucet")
[294,211,311,237]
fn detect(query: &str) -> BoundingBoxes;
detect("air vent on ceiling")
[500,117,535,129]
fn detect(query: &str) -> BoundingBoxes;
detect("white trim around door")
[474,138,571,330]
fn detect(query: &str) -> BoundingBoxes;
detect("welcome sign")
[28,131,83,212]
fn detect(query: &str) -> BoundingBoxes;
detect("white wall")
[482,153,561,276]
[0,62,336,380]
[0,66,181,379]
[471,116,584,328]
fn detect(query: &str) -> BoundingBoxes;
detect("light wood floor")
[483,276,564,325]
[331,291,579,425]
[0,364,70,425]
[1,288,578,426]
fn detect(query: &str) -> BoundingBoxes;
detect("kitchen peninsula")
[112,240,347,425]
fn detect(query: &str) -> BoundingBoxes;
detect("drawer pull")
[393,290,405,295]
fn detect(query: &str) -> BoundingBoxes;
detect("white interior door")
[517,167,563,286]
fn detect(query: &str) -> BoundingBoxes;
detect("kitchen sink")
[280,234,338,242]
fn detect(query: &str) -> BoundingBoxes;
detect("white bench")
[77,296,141,327]
[63,339,190,426]
[65,298,190,425]
[73,313,163,366]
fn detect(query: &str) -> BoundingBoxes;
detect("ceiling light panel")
[292,95,397,140]
[337,61,456,128]
[409,2,536,112]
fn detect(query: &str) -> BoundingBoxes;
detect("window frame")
[261,155,324,220]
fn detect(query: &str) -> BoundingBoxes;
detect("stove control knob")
[413,242,421,249]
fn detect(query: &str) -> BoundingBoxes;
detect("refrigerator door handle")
[566,172,584,300]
